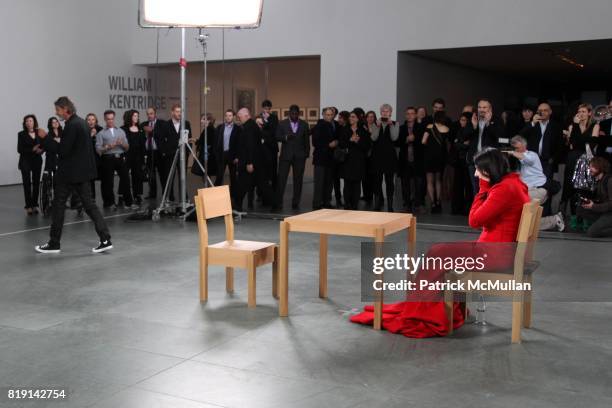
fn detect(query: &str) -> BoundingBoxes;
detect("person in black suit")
[122,110,146,205]
[369,104,400,212]
[141,107,165,199]
[35,97,111,253]
[17,114,44,214]
[465,99,503,194]
[160,104,192,202]
[234,108,274,211]
[311,108,338,210]
[519,102,563,179]
[214,109,240,193]
[196,113,217,182]
[397,107,425,212]
[259,100,279,193]
[340,111,372,210]
[274,105,310,210]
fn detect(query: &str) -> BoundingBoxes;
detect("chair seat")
[207,240,277,268]
[209,240,276,252]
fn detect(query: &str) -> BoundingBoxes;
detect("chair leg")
[200,249,208,302]
[511,301,523,343]
[248,256,256,308]
[226,267,234,293]
[523,275,532,328]
[272,246,279,299]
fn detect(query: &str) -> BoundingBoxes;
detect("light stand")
[198,30,210,187]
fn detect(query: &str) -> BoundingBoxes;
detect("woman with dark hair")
[361,110,377,206]
[17,114,43,214]
[422,110,449,213]
[351,148,530,337]
[337,111,350,127]
[562,103,600,229]
[339,111,372,209]
[44,117,62,173]
[86,113,103,199]
[122,110,146,205]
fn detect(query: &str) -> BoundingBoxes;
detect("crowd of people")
[17,97,612,238]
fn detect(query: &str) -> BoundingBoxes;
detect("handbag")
[572,143,595,191]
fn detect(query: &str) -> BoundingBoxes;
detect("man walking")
[35,97,112,253]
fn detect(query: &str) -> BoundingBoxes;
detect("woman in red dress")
[351,148,530,337]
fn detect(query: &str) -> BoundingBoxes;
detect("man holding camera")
[576,157,612,237]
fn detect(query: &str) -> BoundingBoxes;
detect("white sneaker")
[92,240,113,253]
[555,212,565,232]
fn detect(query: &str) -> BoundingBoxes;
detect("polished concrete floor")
[1,182,611,408]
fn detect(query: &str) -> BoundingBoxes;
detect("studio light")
[139,0,264,220]
[140,0,263,28]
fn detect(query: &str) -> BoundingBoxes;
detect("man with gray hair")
[507,135,564,231]
[369,103,399,211]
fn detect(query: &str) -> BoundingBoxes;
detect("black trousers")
[343,179,361,210]
[451,164,472,215]
[215,151,237,197]
[145,150,162,198]
[361,157,373,201]
[100,155,132,207]
[128,158,144,198]
[158,152,175,201]
[49,181,110,246]
[20,159,42,208]
[577,208,612,238]
[276,158,306,207]
[400,163,424,209]
[313,164,333,209]
[235,166,274,211]
[373,171,395,209]
[331,161,342,204]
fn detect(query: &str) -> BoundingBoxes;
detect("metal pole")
[179,27,187,212]
[203,35,208,186]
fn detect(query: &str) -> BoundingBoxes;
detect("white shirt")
[173,120,180,134]
[538,121,548,156]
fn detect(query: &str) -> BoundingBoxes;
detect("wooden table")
[278,209,416,329]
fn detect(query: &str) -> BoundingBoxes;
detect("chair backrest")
[195,186,235,246]
[513,199,543,279]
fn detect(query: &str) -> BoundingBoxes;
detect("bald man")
[519,102,563,179]
[233,108,274,211]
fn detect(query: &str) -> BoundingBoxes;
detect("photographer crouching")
[576,157,612,238]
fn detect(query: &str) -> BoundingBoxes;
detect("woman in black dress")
[562,103,599,228]
[340,111,372,210]
[44,117,62,174]
[422,111,449,213]
[17,114,43,215]
[122,110,146,205]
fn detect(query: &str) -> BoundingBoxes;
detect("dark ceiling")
[408,38,612,83]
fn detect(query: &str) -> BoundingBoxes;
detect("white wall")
[1,0,147,185]
[131,0,612,119]
[4,0,612,185]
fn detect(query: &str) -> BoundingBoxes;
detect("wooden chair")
[445,199,543,343]
[195,186,278,308]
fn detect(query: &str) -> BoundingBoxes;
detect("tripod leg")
[157,148,180,213]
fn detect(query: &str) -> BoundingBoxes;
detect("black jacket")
[17,130,43,170]
[311,119,337,167]
[234,119,264,171]
[339,126,372,181]
[519,120,563,164]
[215,123,240,159]
[260,112,279,155]
[140,119,166,152]
[370,122,399,174]
[122,126,146,163]
[465,120,503,162]
[276,118,310,161]
[42,114,97,183]
[159,119,192,156]
[397,121,425,173]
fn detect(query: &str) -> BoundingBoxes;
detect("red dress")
[350,173,530,337]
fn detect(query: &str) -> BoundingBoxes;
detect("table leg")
[408,216,417,257]
[319,234,328,298]
[279,221,289,317]
[373,227,385,330]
